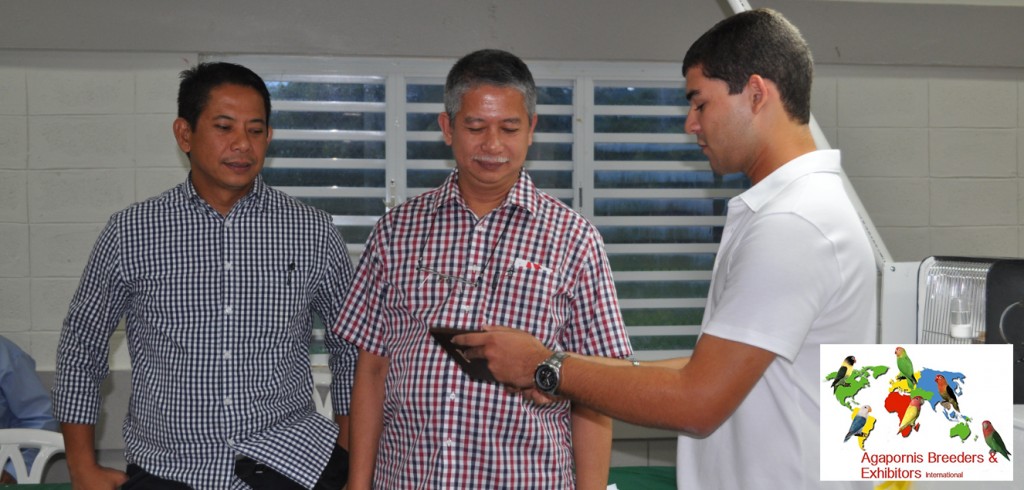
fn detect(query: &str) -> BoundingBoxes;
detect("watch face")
[535,365,557,392]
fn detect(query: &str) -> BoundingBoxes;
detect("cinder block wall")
[0,52,194,369]
[813,65,1024,261]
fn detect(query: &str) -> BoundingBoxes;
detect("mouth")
[473,155,510,169]
[223,161,255,172]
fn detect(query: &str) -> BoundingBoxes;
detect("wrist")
[534,351,569,395]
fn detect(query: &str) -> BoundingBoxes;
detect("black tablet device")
[429,327,497,383]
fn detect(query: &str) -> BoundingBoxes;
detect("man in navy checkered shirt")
[53,62,355,489]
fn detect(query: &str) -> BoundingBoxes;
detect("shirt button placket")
[221,217,236,431]
[445,391,458,454]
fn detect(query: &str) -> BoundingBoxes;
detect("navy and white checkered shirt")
[53,175,356,489]
[337,171,633,488]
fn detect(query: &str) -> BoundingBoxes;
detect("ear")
[746,74,770,114]
[438,112,454,146]
[526,113,538,146]
[172,118,192,154]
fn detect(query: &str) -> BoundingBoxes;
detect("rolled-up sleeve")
[52,216,131,425]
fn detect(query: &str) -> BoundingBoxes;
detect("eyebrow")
[212,114,267,125]
[685,89,699,102]
[463,116,522,125]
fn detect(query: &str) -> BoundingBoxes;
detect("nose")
[483,127,502,152]
[684,110,699,135]
[231,128,252,152]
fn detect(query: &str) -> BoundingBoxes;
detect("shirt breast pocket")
[488,266,565,337]
[254,263,311,343]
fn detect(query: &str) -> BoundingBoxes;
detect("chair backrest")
[0,429,65,484]
[312,371,333,418]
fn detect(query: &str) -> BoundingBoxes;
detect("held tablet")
[429,327,497,383]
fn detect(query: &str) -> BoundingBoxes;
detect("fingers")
[521,388,559,405]
[481,325,521,333]
[461,346,483,360]
[451,332,489,348]
[452,325,522,347]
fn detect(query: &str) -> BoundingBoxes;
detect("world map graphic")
[825,364,972,450]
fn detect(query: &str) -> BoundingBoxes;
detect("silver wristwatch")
[534,351,568,395]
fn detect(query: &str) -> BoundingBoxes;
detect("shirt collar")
[432,169,539,216]
[181,173,271,215]
[736,149,841,212]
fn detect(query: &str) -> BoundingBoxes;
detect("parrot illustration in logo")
[845,405,871,442]
[934,374,960,413]
[831,355,856,394]
[897,396,923,434]
[982,420,1011,461]
[894,346,916,388]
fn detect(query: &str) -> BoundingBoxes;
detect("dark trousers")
[122,444,349,490]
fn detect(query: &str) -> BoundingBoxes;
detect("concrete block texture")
[137,168,187,201]
[27,68,135,115]
[931,226,1018,258]
[28,169,136,223]
[1020,226,1024,257]
[0,278,30,331]
[29,223,104,277]
[929,79,1017,128]
[930,129,1017,178]
[0,116,28,169]
[135,114,188,168]
[0,170,27,222]
[135,67,188,114]
[811,76,838,129]
[848,177,929,227]
[31,278,80,332]
[0,67,26,115]
[930,179,1018,226]
[837,128,929,178]
[837,77,928,128]
[29,115,135,169]
[0,224,29,277]
[877,227,931,263]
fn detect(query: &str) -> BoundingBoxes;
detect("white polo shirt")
[676,150,876,489]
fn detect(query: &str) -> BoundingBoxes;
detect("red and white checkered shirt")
[336,170,632,489]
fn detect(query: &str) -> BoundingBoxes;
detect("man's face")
[439,84,537,197]
[683,66,754,177]
[174,83,272,202]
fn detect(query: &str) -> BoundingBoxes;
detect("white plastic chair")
[0,428,65,484]
[312,371,333,418]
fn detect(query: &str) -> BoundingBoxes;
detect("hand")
[500,385,560,406]
[70,464,128,490]
[454,325,551,388]
[520,387,560,405]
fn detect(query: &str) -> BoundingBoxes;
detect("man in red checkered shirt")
[335,49,633,489]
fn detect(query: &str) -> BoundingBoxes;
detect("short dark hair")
[177,62,271,128]
[443,49,537,121]
[682,8,813,124]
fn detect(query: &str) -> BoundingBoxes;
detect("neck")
[457,180,514,218]
[462,192,508,218]
[746,126,818,185]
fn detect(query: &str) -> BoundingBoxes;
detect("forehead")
[457,84,528,117]
[202,84,267,118]
[683,68,718,96]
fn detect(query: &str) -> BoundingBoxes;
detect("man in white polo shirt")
[456,8,876,489]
